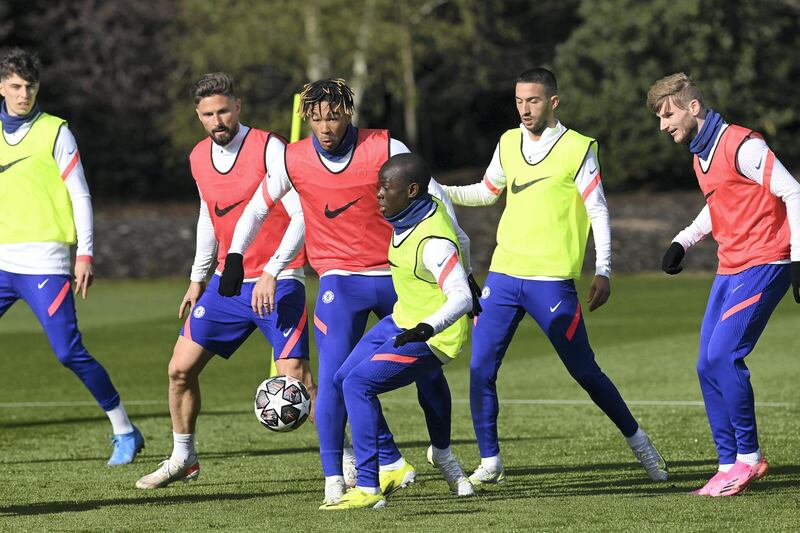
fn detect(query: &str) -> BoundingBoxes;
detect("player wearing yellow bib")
[441,68,667,485]
[0,48,143,465]
[320,153,474,510]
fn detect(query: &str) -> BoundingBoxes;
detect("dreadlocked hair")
[298,78,355,119]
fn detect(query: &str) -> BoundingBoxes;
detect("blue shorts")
[181,275,309,360]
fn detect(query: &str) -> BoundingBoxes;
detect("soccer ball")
[254,375,311,432]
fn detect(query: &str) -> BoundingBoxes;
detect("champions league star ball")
[254,375,312,432]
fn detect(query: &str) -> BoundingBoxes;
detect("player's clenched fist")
[393,323,434,347]
[661,242,685,275]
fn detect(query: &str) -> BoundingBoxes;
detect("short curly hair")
[0,48,41,83]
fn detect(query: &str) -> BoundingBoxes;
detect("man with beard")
[136,72,312,489]
[440,67,668,487]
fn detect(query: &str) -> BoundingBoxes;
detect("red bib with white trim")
[190,129,306,278]
[285,128,391,275]
[694,125,789,274]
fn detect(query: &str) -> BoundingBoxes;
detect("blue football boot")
[108,426,145,466]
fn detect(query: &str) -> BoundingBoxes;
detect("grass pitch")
[1,275,798,532]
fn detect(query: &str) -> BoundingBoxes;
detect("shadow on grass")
[0,489,319,517]
[0,437,529,466]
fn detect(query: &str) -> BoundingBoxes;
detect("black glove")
[393,323,434,347]
[792,261,800,303]
[467,273,483,318]
[661,242,685,275]
[218,253,244,296]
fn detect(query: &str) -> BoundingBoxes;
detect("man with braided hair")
[222,78,478,505]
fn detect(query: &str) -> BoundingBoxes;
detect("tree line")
[2,0,799,200]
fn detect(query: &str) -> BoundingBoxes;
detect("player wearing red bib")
[221,79,477,505]
[649,73,800,497]
[136,73,312,489]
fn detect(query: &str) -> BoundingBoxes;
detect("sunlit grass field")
[1,275,798,531]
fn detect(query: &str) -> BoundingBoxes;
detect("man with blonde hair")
[648,72,800,496]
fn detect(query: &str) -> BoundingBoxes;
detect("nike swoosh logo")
[282,328,293,338]
[510,176,551,194]
[68,147,76,156]
[732,283,744,294]
[214,200,244,217]
[37,279,49,289]
[755,156,763,170]
[436,255,450,268]
[588,165,597,175]
[324,196,363,219]
[704,189,716,200]
[0,156,30,173]
[549,301,562,313]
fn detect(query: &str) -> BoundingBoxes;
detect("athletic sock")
[480,454,503,471]
[718,463,734,473]
[343,445,356,463]
[326,475,346,485]
[624,427,648,448]
[379,457,406,471]
[357,485,380,495]
[737,450,762,465]
[105,403,134,435]
[431,445,453,463]
[171,432,196,465]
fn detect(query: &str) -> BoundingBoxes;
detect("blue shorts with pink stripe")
[0,269,120,411]
[181,275,309,360]
[697,263,790,464]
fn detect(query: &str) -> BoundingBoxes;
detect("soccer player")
[0,48,144,465]
[221,78,478,504]
[320,153,474,510]
[135,72,312,489]
[648,73,800,497]
[441,68,668,486]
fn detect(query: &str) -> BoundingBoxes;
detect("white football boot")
[343,446,357,488]
[426,446,474,497]
[135,457,200,489]
[630,433,669,481]
[323,477,347,505]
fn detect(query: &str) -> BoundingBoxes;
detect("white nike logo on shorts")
[549,301,562,313]
[282,328,293,338]
[37,279,49,289]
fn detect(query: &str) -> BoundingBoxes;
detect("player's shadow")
[0,409,240,429]
[0,489,317,517]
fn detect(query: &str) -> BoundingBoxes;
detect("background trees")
[1,0,798,200]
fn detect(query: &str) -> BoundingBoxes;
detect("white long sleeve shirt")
[189,124,305,283]
[229,135,473,276]
[673,125,800,262]
[0,117,93,275]
[441,121,611,279]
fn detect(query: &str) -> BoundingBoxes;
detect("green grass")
[1,275,798,531]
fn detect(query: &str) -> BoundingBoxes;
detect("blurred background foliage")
[1,0,799,200]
